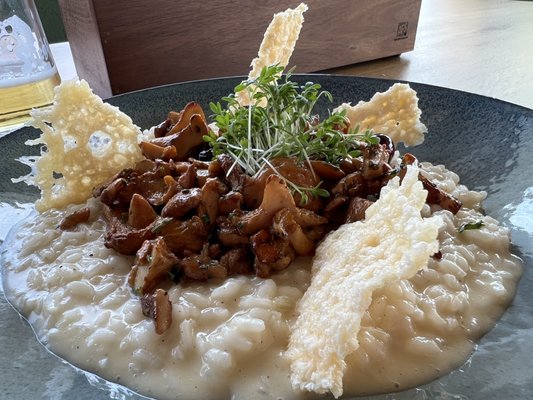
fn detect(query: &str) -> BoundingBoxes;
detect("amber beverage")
[0,0,60,132]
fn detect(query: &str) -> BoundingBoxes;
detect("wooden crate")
[59,0,421,98]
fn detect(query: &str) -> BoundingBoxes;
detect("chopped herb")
[168,267,183,283]
[151,217,173,234]
[386,167,401,177]
[458,220,484,233]
[199,260,219,270]
[201,214,210,224]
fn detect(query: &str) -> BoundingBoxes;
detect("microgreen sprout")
[203,65,379,202]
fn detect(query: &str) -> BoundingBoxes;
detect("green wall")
[36,0,67,43]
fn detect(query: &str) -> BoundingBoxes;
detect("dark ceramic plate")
[1,75,532,400]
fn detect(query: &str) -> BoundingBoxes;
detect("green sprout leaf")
[204,64,380,203]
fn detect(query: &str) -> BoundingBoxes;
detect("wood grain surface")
[56,0,532,109]
[59,0,420,96]
[58,0,112,97]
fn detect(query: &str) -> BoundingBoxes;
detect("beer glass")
[0,0,60,131]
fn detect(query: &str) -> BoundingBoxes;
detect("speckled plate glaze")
[1,75,532,400]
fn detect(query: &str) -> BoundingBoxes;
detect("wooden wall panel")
[59,0,421,97]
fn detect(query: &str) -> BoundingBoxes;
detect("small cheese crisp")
[286,165,442,398]
[15,80,144,212]
[237,3,308,106]
[334,83,427,146]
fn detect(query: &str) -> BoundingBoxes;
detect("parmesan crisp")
[335,83,428,146]
[237,3,308,106]
[16,80,144,212]
[248,2,307,79]
[286,165,442,398]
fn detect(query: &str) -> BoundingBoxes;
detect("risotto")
[1,162,522,400]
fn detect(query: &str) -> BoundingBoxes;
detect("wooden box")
[58,0,421,98]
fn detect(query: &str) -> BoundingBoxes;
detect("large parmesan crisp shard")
[249,3,307,79]
[334,83,427,146]
[237,3,308,106]
[17,80,144,212]
[286,165,442,398]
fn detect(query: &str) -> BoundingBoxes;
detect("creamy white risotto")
[2,162,522,400]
